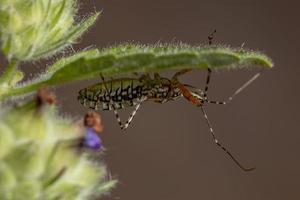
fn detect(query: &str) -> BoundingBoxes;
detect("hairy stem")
[0,80,48,99]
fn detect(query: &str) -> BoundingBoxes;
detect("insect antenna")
[205,72,261,105]
[200,106,255,171]
[228,73,261,102]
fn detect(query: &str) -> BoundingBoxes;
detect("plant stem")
[0,80,48,99]
[0,60,18,85]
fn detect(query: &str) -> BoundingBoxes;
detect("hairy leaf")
[47,44,273,84]
[3,44,273,98]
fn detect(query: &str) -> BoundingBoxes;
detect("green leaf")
[2,44,273,98]
[47,44,273,83]
[47,48,100,74]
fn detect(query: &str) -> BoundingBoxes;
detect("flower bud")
[0,0,99,61]
[0,94,115,199]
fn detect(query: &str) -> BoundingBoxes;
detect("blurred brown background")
[28,0,300,199]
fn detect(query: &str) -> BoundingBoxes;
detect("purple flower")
[83,128,102,150]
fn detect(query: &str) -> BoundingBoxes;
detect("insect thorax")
[146,85,182,103]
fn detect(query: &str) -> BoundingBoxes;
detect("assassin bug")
[78,30,260,171]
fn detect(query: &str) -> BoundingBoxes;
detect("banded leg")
[100,74,145,131]
[178,81,255,171]
[203,29,216,98]
[203,68,212,99]
[112,101,145,130]
[200,106,255,171]
[205,73,261,105]
[175,30,216,97]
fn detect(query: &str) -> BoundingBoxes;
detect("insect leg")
[111,100,145,130]
[203,68,212,99]
[172,69,192,81]
[177,82,202,105]
[208,29,217,45]
[200,106,255,172]
[120,100,146,130]
[172,30,216,82]
[203,29,216,98]
[206,73,261,105]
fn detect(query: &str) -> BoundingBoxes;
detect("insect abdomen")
[78,78,148,110]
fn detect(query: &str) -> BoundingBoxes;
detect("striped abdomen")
[78,78,149,110]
